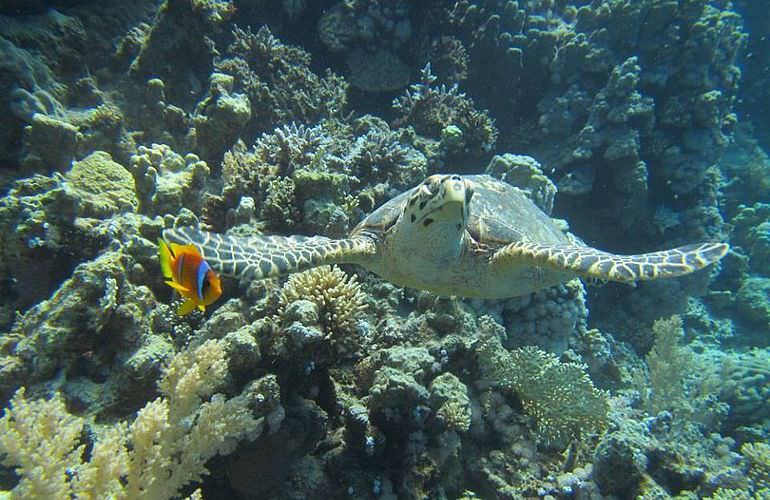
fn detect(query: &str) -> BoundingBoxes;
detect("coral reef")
[0,0,763,497]
[215,25,348,140]
[128,143,210,216]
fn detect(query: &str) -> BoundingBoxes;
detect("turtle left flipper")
[491,240,729,283]
[163,227,376,280]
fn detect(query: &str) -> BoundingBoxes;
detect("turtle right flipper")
[491,240,729,283]
[163,227,376,280]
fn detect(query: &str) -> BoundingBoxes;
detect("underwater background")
[0,0,768,498]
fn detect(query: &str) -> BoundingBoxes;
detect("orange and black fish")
[158,239,222,315]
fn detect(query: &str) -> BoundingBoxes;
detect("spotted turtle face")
[403,175,474,231]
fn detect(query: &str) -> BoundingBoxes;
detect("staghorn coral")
[475,334,608,444]
[0,340,262,499]
[420,35,469,85]
[345,118,428,190]
[218,118,427,233]
[218,123,344,230]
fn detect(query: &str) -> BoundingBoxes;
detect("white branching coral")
[0,339,260,499]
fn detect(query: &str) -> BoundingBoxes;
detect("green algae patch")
[65,151,138,218]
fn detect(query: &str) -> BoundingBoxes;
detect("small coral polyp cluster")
[0,0,767,498]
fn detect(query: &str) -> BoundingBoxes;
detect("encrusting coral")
[0,339,262,499]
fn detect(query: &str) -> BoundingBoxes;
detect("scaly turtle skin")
[164,174,728,299]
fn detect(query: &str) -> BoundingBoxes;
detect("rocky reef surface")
[0,0,768,498]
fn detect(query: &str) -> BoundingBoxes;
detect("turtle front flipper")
[491,241,729,283]
[163,227,376,279]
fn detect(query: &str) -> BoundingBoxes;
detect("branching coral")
[345,122,428,189]
[218,119,427,234]
[393,64,498,155]
[476,334,608,444]
[643,315,692,414]
[216,26,347,132]
[0,340,261,499]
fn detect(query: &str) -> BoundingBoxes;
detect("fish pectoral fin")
[166,280,191,293]
[197,304,206,311]
[177,299,198,316]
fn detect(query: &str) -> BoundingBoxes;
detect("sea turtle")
[163,174,728,299]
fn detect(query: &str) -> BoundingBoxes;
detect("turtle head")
[404,175,474,229]
[399,175,474,254]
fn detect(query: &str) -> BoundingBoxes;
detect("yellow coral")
[278,265,367,335]
[0,340,259,499]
